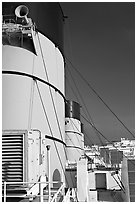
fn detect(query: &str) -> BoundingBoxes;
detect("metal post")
[39,176,44,202]
[46,145,51,202]
[4,181,6,202]
[109,151,111,166]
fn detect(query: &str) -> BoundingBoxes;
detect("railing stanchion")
[46,145,51,202]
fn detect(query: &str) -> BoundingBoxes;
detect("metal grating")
[2,134,23,184]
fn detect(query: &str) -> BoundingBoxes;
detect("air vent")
[2,134,23,186]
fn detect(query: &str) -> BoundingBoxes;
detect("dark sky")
[60,2,135,145]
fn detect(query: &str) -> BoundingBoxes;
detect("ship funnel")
[15,5,29,24]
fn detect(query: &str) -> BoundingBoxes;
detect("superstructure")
[2,2,135,202]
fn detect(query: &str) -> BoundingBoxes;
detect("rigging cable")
[81,114,135,166]
[64,18,134,166]
[36,81,79,201]
[36,31,134,202]
[64,20,135,178]
[66,64,108,146]
[69,103,135,172]
[64,19,131,197]
[67,106,126,192]
[66,65,126,172]
[111,174,125,193]
[28,55,36,130]
[117,173,125,191]
[66,66,130,168]
[69,117,110,167]
[66,65,115,168]
[37,32,68,160]
[37,31,82,160]
[65,57,135,139]
[35,81,73,193]
[66,60,125,195]
[65,73,95,146]
[64,19,115,149]
[37,33,79,201]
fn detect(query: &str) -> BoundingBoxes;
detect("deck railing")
[2,180,65,202]
[63,188,71,202]
[50,183,65,202]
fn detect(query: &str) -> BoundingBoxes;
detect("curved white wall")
[65,117,84,162]
[2,31,65,183]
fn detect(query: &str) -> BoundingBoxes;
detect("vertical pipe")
[109,151,111,166]
[61,169,65,197]
[39,176,43,202]
[46,145,51,202]
[4,181,6,202]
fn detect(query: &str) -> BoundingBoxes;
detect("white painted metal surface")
[2,29,65,187]
[65,117,84,162]
[77,158,89,202]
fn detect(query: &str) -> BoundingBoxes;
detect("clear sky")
[60,2,135,145]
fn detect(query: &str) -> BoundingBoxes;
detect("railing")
[62,188,78,202]
[2,180,65,202]
[63,188,71,202]
[2,180,47,202]
[2,14,34,35]
[50,183,65,202]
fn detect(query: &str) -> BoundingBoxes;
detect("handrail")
[3,180,47,202]
[63,188,78,202]
[63,188,71,202]
[50,183,65,202]
[3,180,63,202]
[2,181,61,185]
